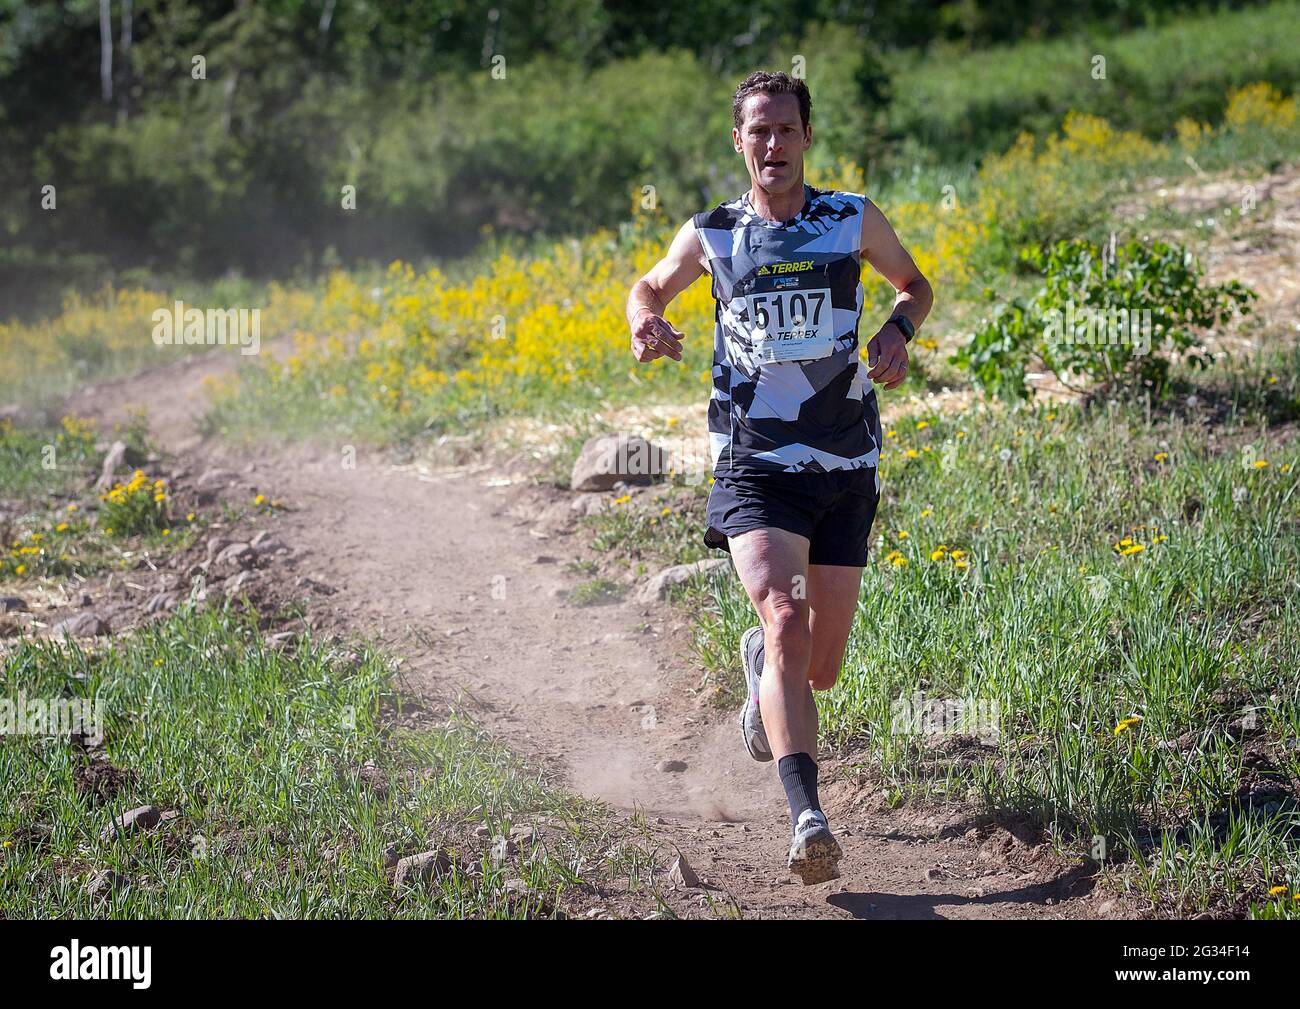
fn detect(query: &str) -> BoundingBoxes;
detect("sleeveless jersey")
[691,184,882,478]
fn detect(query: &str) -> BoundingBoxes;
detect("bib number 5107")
[750,290,826,330]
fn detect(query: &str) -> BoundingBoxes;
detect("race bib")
[740,262,835,363]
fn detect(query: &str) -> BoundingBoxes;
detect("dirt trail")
[66,351,1109,920]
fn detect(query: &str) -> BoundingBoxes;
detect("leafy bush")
[952,239,1257,400]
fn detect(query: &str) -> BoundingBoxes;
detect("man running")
[625,70,932,883]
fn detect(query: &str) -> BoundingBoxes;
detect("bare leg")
[727,528,816,761]
[806,563,865,691]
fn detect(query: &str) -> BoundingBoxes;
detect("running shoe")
[739,625,771,762]
[788,808,842,884]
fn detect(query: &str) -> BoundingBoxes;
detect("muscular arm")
[859,198,934,389]
[625,219,708,363]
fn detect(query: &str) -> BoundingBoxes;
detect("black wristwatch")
[888,313,915,343]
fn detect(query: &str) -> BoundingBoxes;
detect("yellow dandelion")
[1154,452,1168,462]
[186,512,195,522]
[905,448,919,459]
[916,420,930,431]
[254,494,266,506]
[930,545,948,562]
[920,508,932,518]
[14,565,25,575]
[1253,460,1269,469]
[1269,885,1288,897]
[1114,716,1143,736]
[614,494,631,505]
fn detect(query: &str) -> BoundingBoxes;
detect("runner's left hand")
[865,322,909,390]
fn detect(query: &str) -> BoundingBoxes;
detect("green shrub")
[953,239,1257,400]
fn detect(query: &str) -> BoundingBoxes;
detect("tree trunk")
[118,0,133,122]
[99,0,113,104]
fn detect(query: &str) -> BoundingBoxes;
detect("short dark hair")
[732,71,812,132]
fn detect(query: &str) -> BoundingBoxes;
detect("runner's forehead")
[739,93,802,130]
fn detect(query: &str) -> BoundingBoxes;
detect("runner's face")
[734,93,810,193]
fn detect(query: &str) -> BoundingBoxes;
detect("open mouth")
[763,160,787,170]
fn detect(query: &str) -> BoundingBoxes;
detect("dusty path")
[67,353,1111,920]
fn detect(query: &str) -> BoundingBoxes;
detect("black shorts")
[704,467,881,567]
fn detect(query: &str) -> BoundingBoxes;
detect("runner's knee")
[764,605,811,676]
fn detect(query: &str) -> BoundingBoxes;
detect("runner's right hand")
[630,309,685,363]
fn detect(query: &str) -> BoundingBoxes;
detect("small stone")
[667,854,702,889]
[0,596,28,613]
[51,613,110,638]
[638,558,732,602]
[205,536,232,562]
[508,824,537,847]
[250,531,288,555]
[101,804,161,842]
[570,434,668,491]
[145,591,180,615]
[84,869,127,897]
[214,543,254,570]
[223,570,260,594]
[657,759,688,773]
[393,849,454,889]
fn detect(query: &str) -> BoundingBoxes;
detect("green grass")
[0,416,200,584]
[1,604,661,919]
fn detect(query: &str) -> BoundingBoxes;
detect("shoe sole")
[739,626,771,762]
[788,829,843,885]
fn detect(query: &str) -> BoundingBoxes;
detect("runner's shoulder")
[816,188,873,215]
[692,191,749,231]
